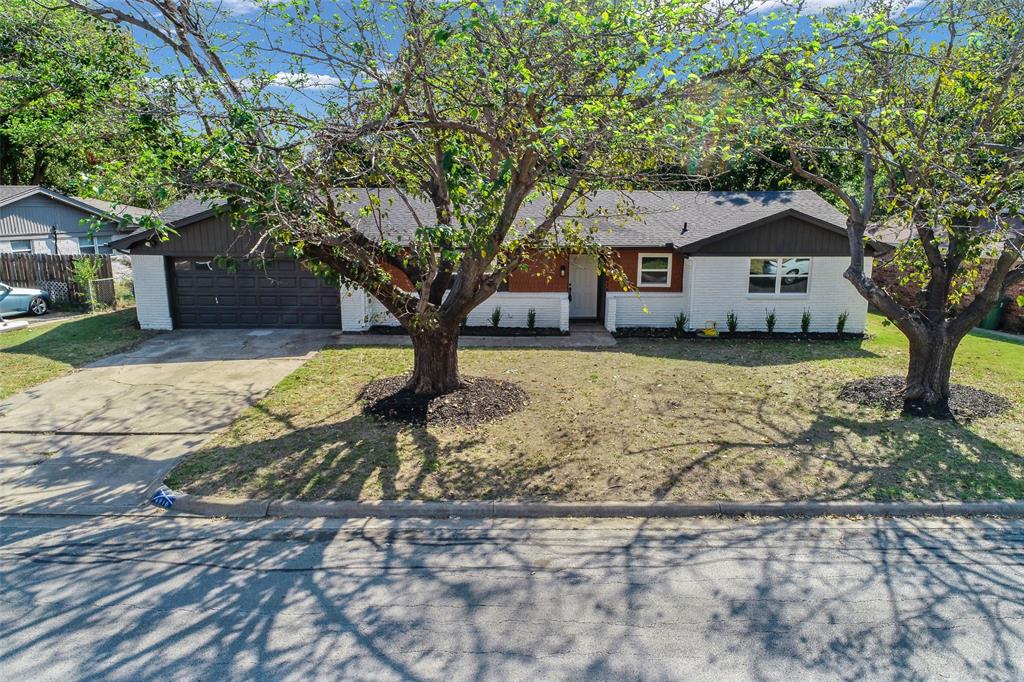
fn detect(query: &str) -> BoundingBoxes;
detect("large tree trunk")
[903,329,958,419]
[407,325,463,395]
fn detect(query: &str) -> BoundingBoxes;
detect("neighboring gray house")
[0,185,152,257]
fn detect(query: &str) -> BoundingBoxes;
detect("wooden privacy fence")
[0,253,114,305]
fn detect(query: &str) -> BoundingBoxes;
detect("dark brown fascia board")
[109,229,156,251]
[109,207,224,252]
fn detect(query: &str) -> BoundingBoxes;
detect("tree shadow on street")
[1,514,1021,679]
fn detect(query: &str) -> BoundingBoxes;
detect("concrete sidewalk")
[165,495,1024,520]
[0,329,330,515]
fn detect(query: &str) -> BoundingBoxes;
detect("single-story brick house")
[0,185,151,257]
[111,189,882,334]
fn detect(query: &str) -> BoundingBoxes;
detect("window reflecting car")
[0,282,50,317]
[763,258,810,277]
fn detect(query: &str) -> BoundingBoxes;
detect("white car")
[764,258,809,277]
[0,281,50,318]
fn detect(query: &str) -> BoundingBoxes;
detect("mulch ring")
[359,375,528,428]
[838,375,1012,421]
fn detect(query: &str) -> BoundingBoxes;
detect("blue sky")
[126,0,930,118]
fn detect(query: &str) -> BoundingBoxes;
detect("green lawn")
[0,310,153,400]
[167,314,1024,502]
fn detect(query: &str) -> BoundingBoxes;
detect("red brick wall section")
[872,253,1024,333]
[377,253,569,294]
[376,248,689,297]
[506,252,569,292]
[605,248,684,293]
[381,262,415,292]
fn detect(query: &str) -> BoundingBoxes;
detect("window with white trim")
[78,236,112,255]
[748,257,811,294]
[638,253,672,287]
[10,240,32,253]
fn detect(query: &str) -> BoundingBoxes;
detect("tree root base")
[838,376,1011,421]
[360,375,528,428]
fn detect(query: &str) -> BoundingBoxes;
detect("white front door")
[569,255,599,319]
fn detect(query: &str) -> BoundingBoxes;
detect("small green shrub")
[490,306,502,328]
[727,311,738,333]
[765,308,777,334]
[115,278,135,309]
[837,310,849,335]
[70,256,105,310]
[674,311,688,334]
[801,309,812,334]
[527,308,537,329]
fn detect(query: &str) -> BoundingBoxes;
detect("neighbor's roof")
[0,185,152,222]
[867,218,1024,252]
[110,188,855,251]
[159,196,224,224]
[0,185,41,204]
[73,196,155,220]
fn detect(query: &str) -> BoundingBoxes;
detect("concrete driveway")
[0,329,330,514]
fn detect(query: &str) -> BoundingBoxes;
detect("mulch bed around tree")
[359,375,529,428]
[838,375,1012,421]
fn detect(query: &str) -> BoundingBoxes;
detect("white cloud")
[269,72,342,90]
[238,72,342,91]
[217,0,261,14]
[753,0,858,12]
[753,0,926,13]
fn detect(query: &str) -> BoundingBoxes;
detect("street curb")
[168,495,1024,520]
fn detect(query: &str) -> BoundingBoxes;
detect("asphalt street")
[1,513,1022,680]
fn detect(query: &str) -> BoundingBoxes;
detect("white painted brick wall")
[687,256,871,333]
[339,286,370,331]
[605,292,689,332]
[466,292,566,329]
[342,289,569,331]
[131,254,173,330]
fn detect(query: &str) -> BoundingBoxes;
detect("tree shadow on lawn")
[615,336,881,367]
[173,381,1024,504]
[645,389,1024,502]
[0,309,146,367]
[170,406,563,502]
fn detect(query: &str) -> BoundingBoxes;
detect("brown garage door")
[171,258,341,328]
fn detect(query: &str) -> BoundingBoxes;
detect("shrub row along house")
[111,190,883,334]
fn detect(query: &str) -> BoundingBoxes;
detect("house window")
[638,253,672,287]
[10,240,32,253]
[748,257,811,295]
[78,236,112,255]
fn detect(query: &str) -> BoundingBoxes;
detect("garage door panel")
[172,258,341,328]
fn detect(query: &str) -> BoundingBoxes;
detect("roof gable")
[684,211,853,256]
[0,185,151,222]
